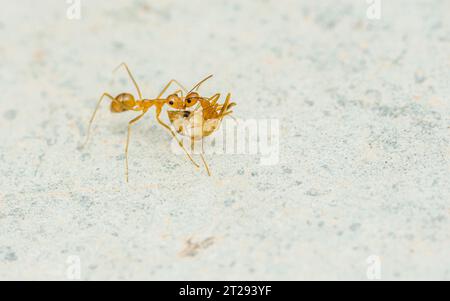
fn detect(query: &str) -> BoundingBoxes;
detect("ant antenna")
[188,75,214,93]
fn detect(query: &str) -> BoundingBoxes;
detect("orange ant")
[167,92,236,176]
[81,63,215,182]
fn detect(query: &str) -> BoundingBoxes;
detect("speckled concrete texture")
[0,0,449,280]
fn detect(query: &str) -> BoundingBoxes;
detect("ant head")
[110,100,125,113]
[167,94,184,109]
[185,91,200,108]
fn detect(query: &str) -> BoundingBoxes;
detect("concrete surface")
[0,0,449,280]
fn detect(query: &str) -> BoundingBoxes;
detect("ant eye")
[169,101,174,105]
[187,99,192,103]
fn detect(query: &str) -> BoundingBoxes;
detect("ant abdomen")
[110,93,136,113]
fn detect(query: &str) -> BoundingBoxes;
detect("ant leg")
[194,93,221,113]
[219,93,232,118]
[227,114,238,123]
[81,92,115,148]
[201,95,222,119]
[155,108,199,168]
[190,136,195,153]
[218,100,236,119]
[125,110,148,182]
[156,115,200,168]
[200,138,211,176]
[191,136,210,175]
[113,63,143,99]
[209,93,221,105]
[157,79,188,99]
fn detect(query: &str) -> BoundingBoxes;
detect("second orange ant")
[81,63,217,182]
